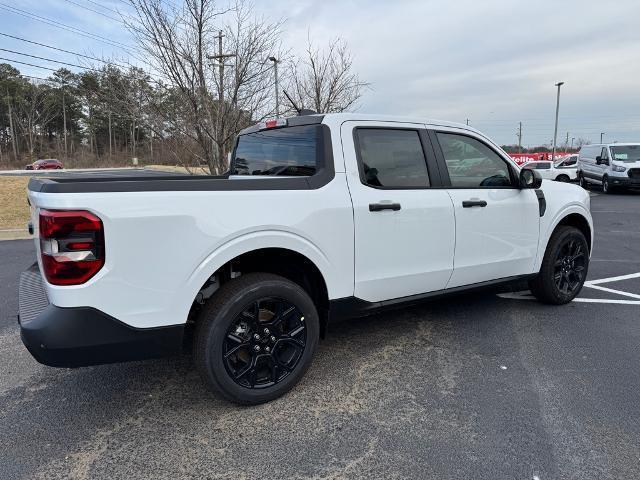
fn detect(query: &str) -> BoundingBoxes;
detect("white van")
[577,143,640,193]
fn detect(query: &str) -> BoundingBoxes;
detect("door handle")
[369,202,401,212]
[462,200,487,208]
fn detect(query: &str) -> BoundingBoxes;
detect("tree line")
[1,0,367,172]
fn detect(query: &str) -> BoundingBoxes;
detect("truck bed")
[27,172,330,193]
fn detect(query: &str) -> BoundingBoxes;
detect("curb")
[0,230,32,241]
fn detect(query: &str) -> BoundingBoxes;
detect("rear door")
[341,121,455,302]
[429,128,541,288]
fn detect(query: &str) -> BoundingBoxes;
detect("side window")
[601,147,609,161]
[436,132,514,188]
[355,129,430,188]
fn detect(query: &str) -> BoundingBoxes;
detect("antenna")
[282,89,301,114]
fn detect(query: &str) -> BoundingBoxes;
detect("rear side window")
[232,125,319,176]
[437,132,513,188]
[355,129,430,188]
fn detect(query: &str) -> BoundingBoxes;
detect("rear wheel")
[529,226,589,304]
[194,273,319,405]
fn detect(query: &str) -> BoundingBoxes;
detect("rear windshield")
[611,145,640,163]
[231,125,319,176]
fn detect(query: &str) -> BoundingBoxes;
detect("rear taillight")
[39,209,105,285]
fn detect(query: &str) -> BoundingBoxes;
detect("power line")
[0,47,96,71]
[0,32,130,70]
[0,57,60,72]
[83,0,126,15]
[0,54,171,92]
[0,3,136,54]
[61,0,123,22]
[81,0,138,22]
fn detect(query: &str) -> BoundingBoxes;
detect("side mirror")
[596,156,602,165]
[519,167,542,189]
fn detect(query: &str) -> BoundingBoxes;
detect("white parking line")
[584,284,640,299]
[573,298,640,305]
[497,271,640,305]
[587,271,640,285]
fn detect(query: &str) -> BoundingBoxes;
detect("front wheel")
[602,175,612,194]
[194,273,319,405]
[529,226,589,304]
[555,174,570,182]
[579,173,589,190]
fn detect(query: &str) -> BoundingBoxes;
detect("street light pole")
[269,56,280,117]
[600,132,605,143]
[552,81,564,162]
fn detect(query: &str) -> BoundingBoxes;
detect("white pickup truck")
[20,113,593,404]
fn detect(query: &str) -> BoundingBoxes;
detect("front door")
[341,122,456,302]
[430,129,541,288]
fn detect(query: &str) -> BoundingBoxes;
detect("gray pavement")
[1,191,640,479]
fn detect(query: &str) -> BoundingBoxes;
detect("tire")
[579,173,589,190]
[555,174,570,182]
[529,226,589,305]
[194,272,319,405]
[602,175,612,194]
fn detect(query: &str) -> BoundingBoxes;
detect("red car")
[25,159,64,170]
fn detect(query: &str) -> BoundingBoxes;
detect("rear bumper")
[19,263,184,368]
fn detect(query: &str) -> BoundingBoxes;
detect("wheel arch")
[181,232,333,337]
[556,213,592,252]
[535,208,593,271]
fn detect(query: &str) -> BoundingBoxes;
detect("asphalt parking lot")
[1,190,639,479]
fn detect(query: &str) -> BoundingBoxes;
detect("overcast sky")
[3,0,640,146]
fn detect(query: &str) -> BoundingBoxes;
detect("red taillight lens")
[39,209,105,285]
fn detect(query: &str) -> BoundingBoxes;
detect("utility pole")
[108,111,112,159]
[207,30,236,169]
[552,81,564,162]
[571,137,575,150]
[600,132,605,143]
[269,56,280,117]
[5,89,18,162]
[517,122,523,153]
[61,85,67,158]
[466,118,470,126]
[565,131,569,150]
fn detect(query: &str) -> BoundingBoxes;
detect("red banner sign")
[509,152,572,165]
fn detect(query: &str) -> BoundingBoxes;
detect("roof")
[320,112,477,131]
[240,112,481,136]
[582,143,640,147]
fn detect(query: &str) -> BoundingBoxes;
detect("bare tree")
[575,137,590,148]
[285,36,368,114]
[126,0,284,173]
[13,82,58,160]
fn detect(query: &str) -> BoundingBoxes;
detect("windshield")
[528,162,551,170]
[610,145,640,163]
[231,125,319,176]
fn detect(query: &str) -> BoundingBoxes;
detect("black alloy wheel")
[195,272,319,405]
[553,237,587,295]
[222,297,306,389]
[529,226,589,304]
